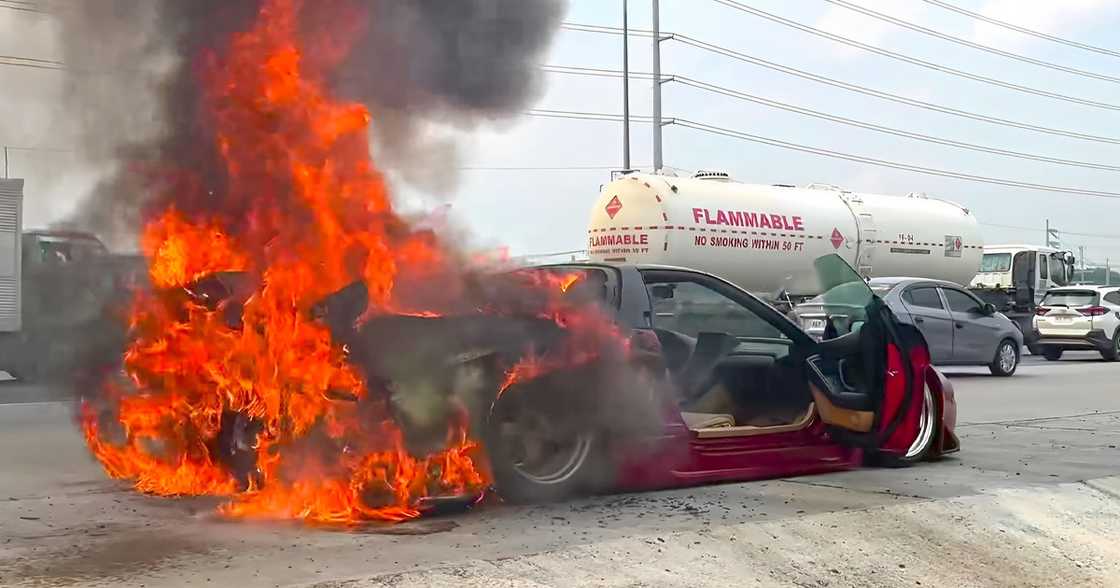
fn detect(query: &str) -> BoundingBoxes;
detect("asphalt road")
[1,352,1119,587]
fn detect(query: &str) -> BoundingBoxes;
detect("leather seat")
[680,411,735,429]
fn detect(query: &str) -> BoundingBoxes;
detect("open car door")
[803,255,944,462]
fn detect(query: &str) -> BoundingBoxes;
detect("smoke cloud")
[53,0,565,248]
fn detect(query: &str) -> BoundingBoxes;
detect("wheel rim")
[904,384,935,459]
[999,343,1017,373]
[498,406,593,485]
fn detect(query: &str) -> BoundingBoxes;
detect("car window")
[869,283,896,296]
[942,289,981,314]
[646,279,786,340]
[1041,290,1099,307]
[980,253,1011,272]
[1049,256,1068,286]
[1105,291,1120,306]
[1039,255,1049,280]
[902,286,944,310]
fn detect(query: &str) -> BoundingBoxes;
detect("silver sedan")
[795,277,1024,376]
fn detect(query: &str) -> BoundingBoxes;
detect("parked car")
[1032,286,1120,362]
[796,278,1023,377]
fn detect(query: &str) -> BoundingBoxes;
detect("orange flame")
[80,0,484,524]
[80,0,630,525]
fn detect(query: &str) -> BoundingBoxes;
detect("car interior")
[646,273,887,439]
[645,275,887,434]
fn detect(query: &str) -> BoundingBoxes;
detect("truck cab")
[970,245,1075,305]
[969,245,1075,351]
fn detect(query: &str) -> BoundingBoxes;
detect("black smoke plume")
[54,0,565,249]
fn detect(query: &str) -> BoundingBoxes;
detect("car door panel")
[939,288,998,362]
[900,286,953,362]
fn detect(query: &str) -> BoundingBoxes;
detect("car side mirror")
[982,303,996,315]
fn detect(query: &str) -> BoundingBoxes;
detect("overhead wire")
[515,106,1120,199]
[560,23,1120,146]
[666,117,1120,199]
[706,0,1120,111]
[822,0,1120,84]
[540,64,1120,172]
[920,0,1120,59]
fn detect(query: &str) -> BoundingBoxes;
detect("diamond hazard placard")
[830,228,845,249]
[605,195,622,219]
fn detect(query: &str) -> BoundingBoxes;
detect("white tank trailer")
[587,171,983,299]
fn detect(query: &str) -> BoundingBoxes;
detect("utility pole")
[622,0,631,171]
[652,0,663,173]
[2,146,7,179]
[1108,258,1113,287]
[1045,219,1051,247]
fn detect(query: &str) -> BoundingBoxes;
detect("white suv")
[1033,286,1120,361]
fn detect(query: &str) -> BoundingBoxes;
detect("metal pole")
[1108,258,1113,287]
[622,0,631,171]
[1045,219,1050,248]
[2,146,7,179]
[652,0,663,172]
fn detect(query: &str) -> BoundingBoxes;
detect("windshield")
[980,253,1012,273]
[1041,290,1099,308]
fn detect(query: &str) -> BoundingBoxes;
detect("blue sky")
[3,0,1120,264]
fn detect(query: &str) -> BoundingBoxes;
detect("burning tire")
[485,371,612,504]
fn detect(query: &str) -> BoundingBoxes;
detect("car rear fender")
[926,363,959,455]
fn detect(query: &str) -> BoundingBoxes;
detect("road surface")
[1,353,1119,586]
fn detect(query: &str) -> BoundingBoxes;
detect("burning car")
[134,253,959,508]
[76,0,955,524]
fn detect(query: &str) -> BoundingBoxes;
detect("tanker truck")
[587,171,983,302]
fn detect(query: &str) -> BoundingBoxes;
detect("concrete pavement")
[1,352,1118,586]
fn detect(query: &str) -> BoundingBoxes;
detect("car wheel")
[989,339,1019,377]
[872,381,939,468]
[1102,331,1120,362]
[1042,349,1064,361]
[486,389,608,504]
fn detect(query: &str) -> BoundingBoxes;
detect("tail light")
[1035,307,1050,316]
[1079,306,1109,317]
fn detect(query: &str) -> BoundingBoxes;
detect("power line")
[0,54,65,71]
[561,23,1120,146]
[981,222,1120,241]
[823,0,1120,84]
[707,0,1120,111]
[0,2,47,15]
[921,0,1120,59]
[542,64,1120,173]
[668,117,1120,199]
[514,106,1120,200]
[460,165,635,172]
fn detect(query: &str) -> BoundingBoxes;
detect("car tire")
[871,381,940,468]
[1042,349,1064,361]
[485,385,611,504]
[1102,331,1120,362]
[988,339,1020,377]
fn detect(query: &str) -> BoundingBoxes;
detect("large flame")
[80,0,490,524]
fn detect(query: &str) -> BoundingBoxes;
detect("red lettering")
[715,210,728,225]
[770,214,783,229]
[792,216,804,231]
[703,209,715,224]
[729,211,743,226]
[692,208,704,224]
[744,213,757,228]
[758,215,772,229]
